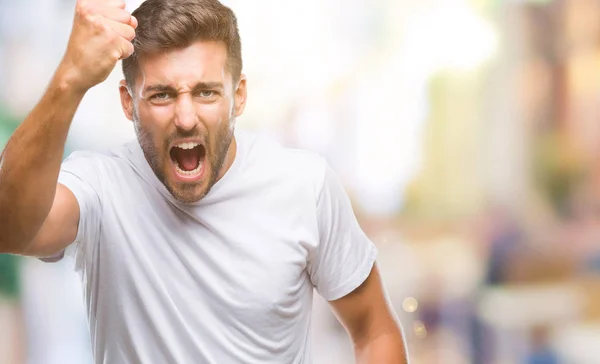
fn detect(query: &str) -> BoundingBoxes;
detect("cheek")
[197,102,231,127]
[137,108,170,153]
[139,105,175,132]
[198,99,233,120]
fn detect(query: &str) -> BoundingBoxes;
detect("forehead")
[136,41,230,87]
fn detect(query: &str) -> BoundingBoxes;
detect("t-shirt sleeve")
[307,162,378,301]
[54,151,103,263]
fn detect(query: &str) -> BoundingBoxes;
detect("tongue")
[173,147,200,171]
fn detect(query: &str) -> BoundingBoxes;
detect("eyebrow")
[143,82,225,94]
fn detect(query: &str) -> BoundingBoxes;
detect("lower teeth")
[175,162,202,176]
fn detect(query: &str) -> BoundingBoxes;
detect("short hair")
[122,0,242,90]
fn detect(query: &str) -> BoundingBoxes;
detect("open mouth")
[169,142,206,178]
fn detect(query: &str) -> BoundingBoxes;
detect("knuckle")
[124,13,134,26]
[105,29,118,42]
[93,15,104,27]
[118,43,134,59]
[76,1,100,19]
[85,13,103,30]
[75,2,90,17]
[112,49,122,61]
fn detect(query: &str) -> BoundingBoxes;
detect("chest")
[95,183,318,330]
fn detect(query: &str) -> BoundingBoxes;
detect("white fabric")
[57,130,377,364]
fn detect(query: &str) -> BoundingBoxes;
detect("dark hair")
[122,0,242,89]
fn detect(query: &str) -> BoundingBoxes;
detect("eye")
[198,90,216,98]
[152,92,170,100]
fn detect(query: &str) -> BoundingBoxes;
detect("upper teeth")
[176,142,199,150]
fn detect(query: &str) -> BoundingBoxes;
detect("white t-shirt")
[57,130,377,364]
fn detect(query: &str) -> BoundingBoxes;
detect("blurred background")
[3,0,600,363]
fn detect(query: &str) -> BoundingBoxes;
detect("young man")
[0,0,408,362]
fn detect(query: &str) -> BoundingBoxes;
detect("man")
[0,0,408,362]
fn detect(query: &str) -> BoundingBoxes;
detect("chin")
[165,178,211,203]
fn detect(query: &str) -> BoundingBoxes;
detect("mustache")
[132,110,208,147]
[165,130,208,147]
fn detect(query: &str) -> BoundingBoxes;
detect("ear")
[233,75,247,118]
[119,80,135,121]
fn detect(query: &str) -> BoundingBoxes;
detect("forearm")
[355,330,409,364]
[0,66,85,253]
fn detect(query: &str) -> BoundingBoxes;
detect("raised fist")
[60,0,138,93]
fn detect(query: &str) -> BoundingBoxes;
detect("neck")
[216,135,237,182]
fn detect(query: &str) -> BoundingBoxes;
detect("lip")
[168,138,207,183]
[168,138,205,150]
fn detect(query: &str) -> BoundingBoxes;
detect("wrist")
[52,60,90,98]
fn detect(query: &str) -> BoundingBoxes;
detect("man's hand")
[59,0,137,93]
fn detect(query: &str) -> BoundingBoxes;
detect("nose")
[173,94,199,132]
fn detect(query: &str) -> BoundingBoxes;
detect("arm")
[307,162,407,362]
[0,77,84,256]
[330,263,409,364]
[0,0,136,256]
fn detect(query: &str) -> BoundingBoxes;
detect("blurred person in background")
[0,0,407,363]
[526,326,559,364]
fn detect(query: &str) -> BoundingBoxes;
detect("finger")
[129,15,138,29]
[94,5,132,24]
[117,37,135,60]
[105,18,136,41]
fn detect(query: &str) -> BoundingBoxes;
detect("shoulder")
[240,131,328,195]
[60,141,137,178]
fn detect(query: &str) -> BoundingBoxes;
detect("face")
[119,41,247,203]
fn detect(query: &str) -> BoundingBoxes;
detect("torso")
[73,132,324,364]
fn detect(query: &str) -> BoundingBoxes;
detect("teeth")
[175,142,199,150]
[174,160,203,177]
